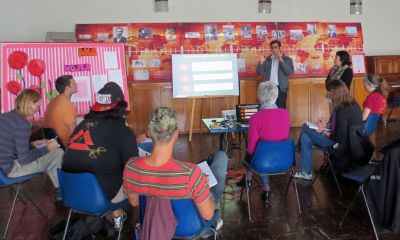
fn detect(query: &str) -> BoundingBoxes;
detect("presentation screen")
[172,54,239,98]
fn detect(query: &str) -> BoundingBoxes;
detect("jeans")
[204,151,229,204]
[299,125,335,174]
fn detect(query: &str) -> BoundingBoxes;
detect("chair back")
[364,114,380,136]
[139,196,217,238]
[251,139,295,174]
[57,169,112,215]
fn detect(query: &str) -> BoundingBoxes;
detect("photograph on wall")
[327,25,337,38]
[185,32,201,39]
[256,25,267,40]
[272,30,286,39]
[134,69,150,80]
[204,24,218,40]
[307,24,317,35]
[113,26,128,43]
[241,24,252,39]
[132,59,147,68]
[166,27,178,41]
[290,30,303,40]
[223,25,235,40]
[138,28,153,40]
[345,26,358,36]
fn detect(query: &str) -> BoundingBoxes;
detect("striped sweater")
[0,110,48,174]
[123,157,211,203]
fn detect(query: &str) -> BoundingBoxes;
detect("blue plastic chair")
[139,196,220,239]
[365,113,380,136]
[0,170,46,239]
[243,139,301,222]
[57,170,128,240]
[340,163,380,240]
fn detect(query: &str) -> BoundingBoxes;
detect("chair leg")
[62,209,72,240]
[361,187,379,240]
[117,210,124,240]
[312,158,327,184]
[3,184,20,240]
[41,175,47,186]
[285,173,292,195]
[19,186,48,220]
[245,172,252,223]
[292,171,302,215]
[326,155,343,196]
[340,187,361,227]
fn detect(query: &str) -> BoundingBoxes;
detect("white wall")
[0,0,398,55]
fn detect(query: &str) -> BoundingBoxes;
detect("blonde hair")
[15,89,41,116]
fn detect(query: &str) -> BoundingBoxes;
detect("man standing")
[113,27,127,43]
[44,75,77,147]
[256,40,294,109]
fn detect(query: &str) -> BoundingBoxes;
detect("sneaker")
[214,218,223,230]
[260,191,270,202]
[294,171,312,180]
[113,212,126,231]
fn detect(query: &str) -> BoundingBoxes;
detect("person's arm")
[15,124,48,165]
[280,56,294,76]
[330,108,348,156]
[256,56,267,75]
[362,108,371,121]
[340,68,353,89]
[247,115,259,155]
[120,127,139,165]
[190,166,215,221]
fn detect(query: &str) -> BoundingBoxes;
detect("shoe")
[261,191,270,202]
[294,171,312,180]
[214,218,223,230]
[236,177,252,188]
[113,212,126,231]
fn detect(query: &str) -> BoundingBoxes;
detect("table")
[202,118,249,152]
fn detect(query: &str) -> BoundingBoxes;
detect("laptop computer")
[236,104,260,124]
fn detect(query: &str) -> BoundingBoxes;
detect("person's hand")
[31,139,48,147]
[259,55,267,64]
[275,53,283,62]
[46,139,60,151]
[316,117,328,133]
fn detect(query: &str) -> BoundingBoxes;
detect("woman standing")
[325,51,353,89]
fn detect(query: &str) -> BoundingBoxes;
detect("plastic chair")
[243,139,301,222]
[139,196,220,239]
[364,114,380,136]
[340,163,380,240]
[0,170,47,240]
[57,170,128,240]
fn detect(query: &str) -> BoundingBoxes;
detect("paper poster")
[134,70,150,80]
[352,55,366,74]
[92,75,108,93]
[71,76,92,102]
[108,70,124,88]
[104,51,119,69]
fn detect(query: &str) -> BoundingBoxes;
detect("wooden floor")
[1,123,400,240]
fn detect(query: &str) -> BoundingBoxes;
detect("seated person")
[0,89,63,189]
[295,80,363,180]
[123,107,228,236]
[62,82,139,230]
[44,75,78,147]
[362,74,388,121]
[237,81,290,202]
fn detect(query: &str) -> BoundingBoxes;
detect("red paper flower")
[29,85,41,93]
[28,59,46,77]
[7,81,22,95]
[8,51,28,70]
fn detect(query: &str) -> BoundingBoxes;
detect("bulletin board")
[76,22,365,82]
[1,43,129,118]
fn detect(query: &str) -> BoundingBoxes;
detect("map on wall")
[76,22,365,82]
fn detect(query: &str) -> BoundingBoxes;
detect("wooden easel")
[189,95,233,142]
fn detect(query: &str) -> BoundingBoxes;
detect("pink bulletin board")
[1,43,129,118]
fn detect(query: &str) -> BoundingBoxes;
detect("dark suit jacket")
[113,37,127,43]
[256,54,294,92]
